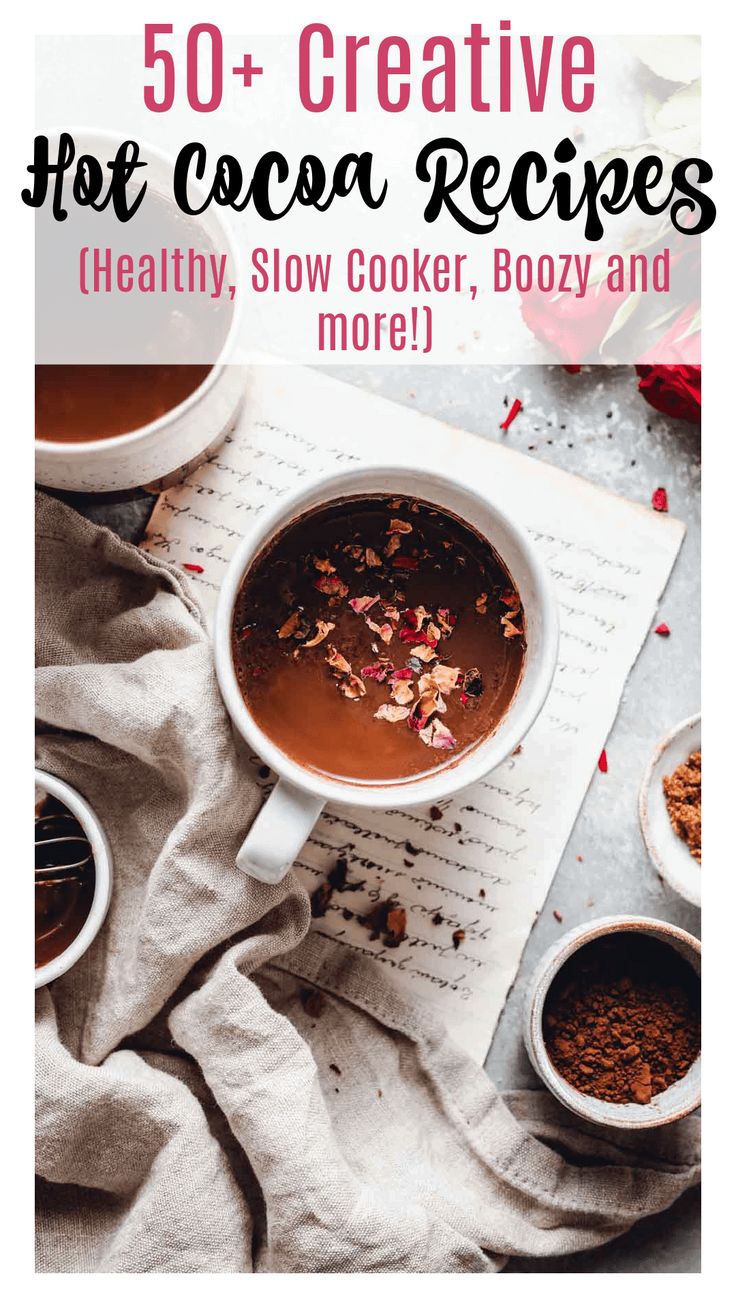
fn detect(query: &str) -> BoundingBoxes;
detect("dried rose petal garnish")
[419,719,457,749]
[390,667,413,682]
[366,619,393,644]
[277,611,302,640]
[314,575,348,597]
[326,646,351,676]
[501,612,524,638]
[388,519,413,535]
[598,749,608,773]
[361,662,394,683]
[425,665,462,694]
[463,668,484,698]
[392,555,419,570]
[303,620,335,648]
[183,562,204,573]
[475,593,488,614]
[500,398,523,431]
[313,556,336,574]
[390,680,415,706]
[384,534,401,558]
[349,594,380,614]
[410,644,439,663]
[375,704,410,722]
[365,548,383,568]
[341,674,366,700]
[652,487,669,513]
[654,622,671,637]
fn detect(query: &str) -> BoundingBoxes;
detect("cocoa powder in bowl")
[542,932,700,1106]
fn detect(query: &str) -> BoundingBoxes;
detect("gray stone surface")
[58,362,701,1272]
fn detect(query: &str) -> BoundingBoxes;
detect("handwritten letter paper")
[144,366,685,1062]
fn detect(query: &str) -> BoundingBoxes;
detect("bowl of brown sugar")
[524,916,701,1129]
[639,713,701,907]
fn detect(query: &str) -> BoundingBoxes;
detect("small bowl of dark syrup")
[35,769,112,988]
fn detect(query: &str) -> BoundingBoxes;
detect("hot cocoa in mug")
[215,464,559,885]
[231,494,526,783]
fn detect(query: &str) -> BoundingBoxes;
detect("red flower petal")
[654,623,671,636]
[563,364,581,374]
[500,398,523,431]
[183,563,204,573]
[598,749,608,773]
[391,556,419,570]
[651,487,668,513]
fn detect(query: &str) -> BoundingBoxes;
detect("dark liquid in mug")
[35,794,96,969]
[232,494,526,783]
[35,364,212,443]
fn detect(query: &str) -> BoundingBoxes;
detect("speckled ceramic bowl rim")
[638,712,701,907]
[524,915,701,1130]
[35,768,113,988]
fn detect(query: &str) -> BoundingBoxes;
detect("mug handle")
[237,778,324,884]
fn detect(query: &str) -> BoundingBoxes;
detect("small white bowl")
[524,915,701,1130]
[639,713,701,908]
[35,769,113,989]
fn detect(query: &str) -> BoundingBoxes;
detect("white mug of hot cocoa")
[34,130,245,493]
[214,463,559,883]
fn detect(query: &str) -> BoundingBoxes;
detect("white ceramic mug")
[34,130,245,494]
[214,462,559,883]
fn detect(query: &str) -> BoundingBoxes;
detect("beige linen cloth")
[35,491,700,1274]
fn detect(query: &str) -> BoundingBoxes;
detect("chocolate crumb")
[310,882,333,918]
[429,805,443,822]
[452,929,465,950]
[453,822,462,833]
[405,840,420,857]
[432,911,444,926]
[359,897,408,948]
[300,987,326,1018]
[479,888,486,899]
[553,909,563,923]
[258,765,270,780]
[329,1062,342,1076]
